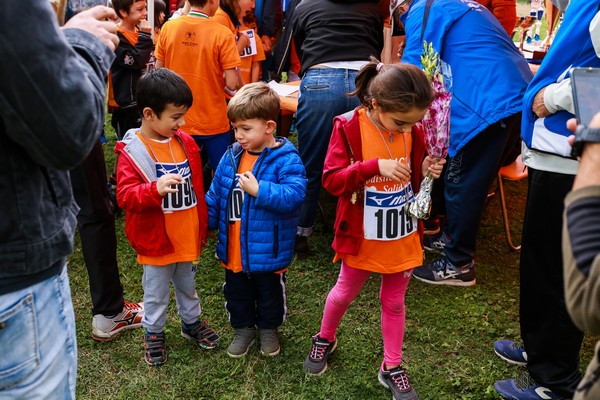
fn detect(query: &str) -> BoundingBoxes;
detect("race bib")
[229,174,244,222]
[156,161,198,213]
[363,185,417,241]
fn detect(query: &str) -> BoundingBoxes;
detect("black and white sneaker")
[378,365,419,400]
[412,257,476,286]
[303,335,337,375]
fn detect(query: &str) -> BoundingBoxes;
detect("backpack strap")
[420,0,435,44]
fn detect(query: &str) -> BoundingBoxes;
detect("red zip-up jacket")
[114,130,208,257]
[322,108,426,257]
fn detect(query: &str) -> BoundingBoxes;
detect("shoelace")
[309,339,330,360]
[514,373,537,390]
[389,367,411,391]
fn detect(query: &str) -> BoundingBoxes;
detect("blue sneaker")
[494,340,527,366]
[495,373,563,399]
[412,257,476,286]
[423,230,449,254]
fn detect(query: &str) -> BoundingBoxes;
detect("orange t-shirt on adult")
[155,13,241,136]
[335,108,423,274]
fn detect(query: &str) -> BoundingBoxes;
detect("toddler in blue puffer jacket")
[206,82,307,358]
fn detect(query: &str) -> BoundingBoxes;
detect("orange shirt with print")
[211,8,266,85]
[155,15,241,136]
[335,108,423,274]
[223,151,259,272]
[108,27,140,109]
[136,133,201,266]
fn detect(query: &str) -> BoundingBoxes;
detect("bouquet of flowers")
[408,41,451,219]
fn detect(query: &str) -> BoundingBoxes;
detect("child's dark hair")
[350,57,434,113]
[227,82,280,123]
[137,69,193,117]
[154,0,166,29]
[112,0,136,19]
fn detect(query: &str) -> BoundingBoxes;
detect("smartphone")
[571,67,600,127]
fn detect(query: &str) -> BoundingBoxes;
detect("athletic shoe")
[144,331,167,366]
[181,320,220,349]
[92,300,144,341]
[412,257,476,287]
[494,373,563,399]
[378,364,419,400]
[494,340,527,366]
[304,335,337,375]
[227,327,256,358]
[259,328,281,356]
[423,231,449,254]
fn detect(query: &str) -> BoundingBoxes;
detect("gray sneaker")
[259,328,281,356]
[227,327,256,358]
[378,365,419,400]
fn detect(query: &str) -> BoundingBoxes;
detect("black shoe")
[294,235,310,257]
[303,335,336,375]
[412,257,476,286]
[181,320,220,349]
[144,331,167,366]
[378,365,419,400]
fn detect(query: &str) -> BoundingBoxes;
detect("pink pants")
[319,261,412,366]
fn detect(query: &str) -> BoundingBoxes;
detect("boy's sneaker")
[303,335,337,375]
[259,328,281,356]
[92,300,144,341]
[144,331,167,366]
[423,231,449,254]
[378,365,419,400]
[181,320,220,349]
[494,373,563,399]
[227,327,256,358]
[412,257,476,287]
[494,340,528,366]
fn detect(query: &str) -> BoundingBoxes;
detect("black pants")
[520,167,583,397]
[224,269,286,329]
[70,140,124,316]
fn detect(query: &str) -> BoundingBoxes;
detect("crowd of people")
[2,0,600,399]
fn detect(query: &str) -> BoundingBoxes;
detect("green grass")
[69,119,596,399]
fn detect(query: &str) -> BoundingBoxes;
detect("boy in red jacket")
[114,69,218,366]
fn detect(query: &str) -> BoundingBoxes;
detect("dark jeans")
[223,269,287,329]
[296,68,360,234]
[520,167,583,397]
[70,140,124,316]
[442,113,521,265]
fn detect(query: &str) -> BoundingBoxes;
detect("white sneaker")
[92,300,144,341]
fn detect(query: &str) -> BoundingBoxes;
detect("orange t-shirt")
[108,26,140,109]
[223,151,259,272]
[136,133,201,266]
[211,9,266,85]
[335,108,423,274]
[155,15,241,136]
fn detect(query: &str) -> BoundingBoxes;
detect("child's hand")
[236,32,251,54]
[238,171,259,197]
[378,159,411,183]
[421,156,446,179]
[156,173,182,196]
[138,18,152,34]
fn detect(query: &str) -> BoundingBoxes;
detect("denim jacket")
[0,0,115,294]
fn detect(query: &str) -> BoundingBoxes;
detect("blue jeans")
[296,68,360,234]
[0,265,77,399]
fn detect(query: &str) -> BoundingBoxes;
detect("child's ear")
[266,120,277,134]
[142,107,155,120]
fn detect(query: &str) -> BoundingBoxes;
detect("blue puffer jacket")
[206,138,307,273]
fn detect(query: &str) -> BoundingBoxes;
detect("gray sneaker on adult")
[378,365,419,400]
[259,328,281,356]
[227,327,256,358]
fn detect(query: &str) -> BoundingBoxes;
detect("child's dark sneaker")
[227,327,256,358]
[378,364,419,400]
[144,331,167,366]
[259,328,280,356]
[303,335,337,375]
[494,340,527,366]
[181,320,220,349]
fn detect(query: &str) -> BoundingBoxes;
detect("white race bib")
[157,161,198,213]
[229,174,244,222]
[363,185,417,241]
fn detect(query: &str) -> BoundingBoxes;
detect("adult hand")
[238,171,259,197]
[378,158,411,183]
[570,113,600,190]
[532,87,551,118]
[63,6,119,51]
[156,173,183,196]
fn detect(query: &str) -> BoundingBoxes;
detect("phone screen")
[572,68,600,127]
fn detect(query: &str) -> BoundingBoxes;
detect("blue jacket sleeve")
[0,0,115,170]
